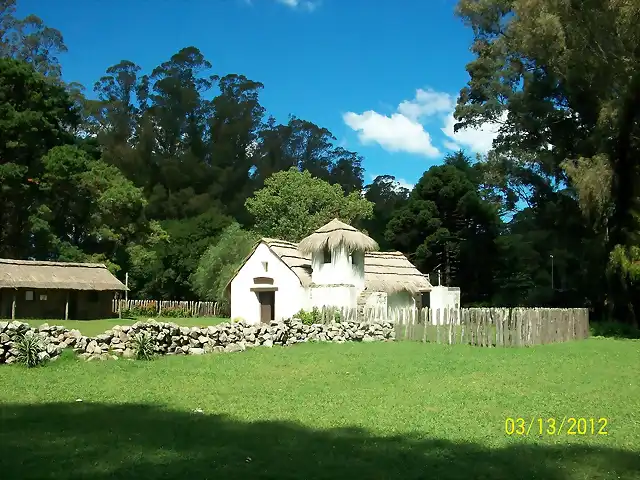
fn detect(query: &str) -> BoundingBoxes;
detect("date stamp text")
[504,417,609,436]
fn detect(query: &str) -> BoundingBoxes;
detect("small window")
[25,291,34,301]
[39,294,47,301]
[88,291,99,302]
[262,261,268,272]
[323,247,332,264]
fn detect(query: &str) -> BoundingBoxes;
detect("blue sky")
[17,0,500,189]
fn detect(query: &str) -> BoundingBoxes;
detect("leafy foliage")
[294,307,341,325]
[191,223,260,306]
[246,167,374,241]
[386,153,501,305]
[158,306,194,318]
[121,304,157,319]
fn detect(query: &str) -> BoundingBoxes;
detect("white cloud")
[344,87,502,157]
[395,178,415,191]
[276,0,319,11]
[397,89,454,121]
[343,111,441,158]
[441,113,503,154]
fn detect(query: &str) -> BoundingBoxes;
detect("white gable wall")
[311,244,364,289]
[230,243,305,325]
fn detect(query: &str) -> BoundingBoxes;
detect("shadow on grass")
[0,403,638,480]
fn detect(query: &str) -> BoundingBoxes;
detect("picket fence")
[302,306,590,347]
[112,299,227,318]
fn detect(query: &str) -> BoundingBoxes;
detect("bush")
[15,332,49,368]
[131,332,156,360]
[293,307,344,325]
[590,321,640,339]
[121,303,158,318]
[158,306,194,318]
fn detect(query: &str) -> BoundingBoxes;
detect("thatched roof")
[0,259,127,291]
[262,238,312,287]
[298,219,379,255]
[364,251,432,294]
[229,238,431,294]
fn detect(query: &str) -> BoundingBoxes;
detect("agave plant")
[131,332,155,361]
[15,331,48,368]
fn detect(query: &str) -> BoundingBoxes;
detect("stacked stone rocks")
[0,318,395,363]
[0,320,82,364]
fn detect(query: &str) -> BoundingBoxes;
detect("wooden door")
[258,291,275,323]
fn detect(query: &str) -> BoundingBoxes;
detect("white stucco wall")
[311,245,365,290]
[429,286,461,324]
[308,285,358,309]
[230,243,305,325]
[388,291,416,309]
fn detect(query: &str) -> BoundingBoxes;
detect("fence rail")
[112,299,227,318]
[305,306,590,347]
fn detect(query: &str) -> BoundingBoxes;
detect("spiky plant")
[131,332,155,361]
[15,332,48,368]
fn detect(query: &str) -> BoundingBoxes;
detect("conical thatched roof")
[298,219,379,255]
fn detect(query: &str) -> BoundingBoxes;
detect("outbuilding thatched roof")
[298,219,379,255]
[234,238,431,294]
[0,259,127,291]
[363,251,432,294]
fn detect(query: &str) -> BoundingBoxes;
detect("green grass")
[1,339,640,479]
[19,317,229,337]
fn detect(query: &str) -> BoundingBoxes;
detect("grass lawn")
[1,338,639,479]
[20,317,229,337]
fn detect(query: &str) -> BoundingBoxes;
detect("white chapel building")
[227,219,459,324]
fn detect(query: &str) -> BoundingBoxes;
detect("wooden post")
[117,292,122,319]
[65,290,69,320]
[125,272,129,301]
[11,289,16,320]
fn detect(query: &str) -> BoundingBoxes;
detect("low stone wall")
[0,318,395,364]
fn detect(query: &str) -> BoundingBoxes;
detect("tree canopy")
[245,168,374,242]
[1,0,638,325]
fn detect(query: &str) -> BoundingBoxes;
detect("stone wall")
[0,318,395,364]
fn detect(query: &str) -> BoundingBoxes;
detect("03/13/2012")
[504,417,609,436]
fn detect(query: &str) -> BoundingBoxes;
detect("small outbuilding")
[0,259,127,320]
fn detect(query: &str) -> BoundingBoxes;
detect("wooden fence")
[112,299,227,318]
[300,306,590,347]
[110,302,589,347]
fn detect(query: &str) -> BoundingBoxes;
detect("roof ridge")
[0,258,108,268]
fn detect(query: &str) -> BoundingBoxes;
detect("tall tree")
[362,175,410,250]
[0,0,67,77]
[454,0,640,322]
[386,154,502,304]
[208,73,266,220]
[245,167,373,242]
[253,117,365,194]
[0,58,78,259]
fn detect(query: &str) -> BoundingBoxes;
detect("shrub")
[294,307,343,325]
[294,307,322,325]
[131,332,156,360]
[158,306,193,318]
[591,321,640,339]
[121,303,158,318]
[15,332,49,368]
